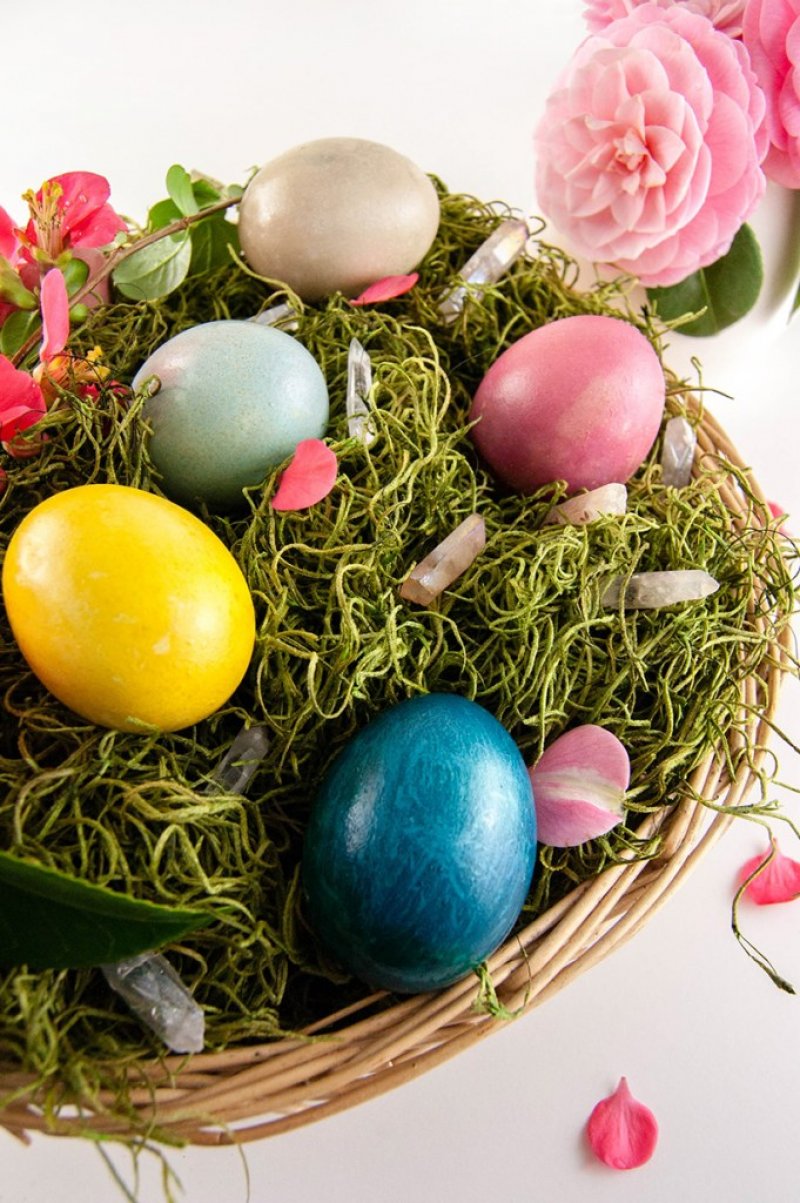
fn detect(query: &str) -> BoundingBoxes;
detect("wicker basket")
[0,401,793,1148]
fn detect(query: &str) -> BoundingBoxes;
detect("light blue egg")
[303,694,537,994]
[132,320,329,508]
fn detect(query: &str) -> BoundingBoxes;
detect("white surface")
[2,3,800,1201]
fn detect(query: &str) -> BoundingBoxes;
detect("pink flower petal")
[587,1077,658,1170]
[271,439,337,511]
[48,172,126,248]
[738,840,800,904]
[0,355,46,441]
[0,206,17,261]
[39,268,70,361]
[350,273,419,306]
[529,725,630,847]
[767,499,790,535]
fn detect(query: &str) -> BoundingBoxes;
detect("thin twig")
[11,195,241,368]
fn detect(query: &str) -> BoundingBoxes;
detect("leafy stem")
[11,194,241,368]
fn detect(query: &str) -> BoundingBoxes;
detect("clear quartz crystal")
[204,723,270,796]
[438,219,531,323]
[400,514,486,605]
[249,301,299,332]
[101,954,205,1054]
[346,337,375,445]
[101,725,269,1054]
[545,484,628,526]
[661,416,697,488]
[601,569,719,610]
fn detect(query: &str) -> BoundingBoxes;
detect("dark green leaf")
[113,231,192,301]
[61,256,90,295]
[0,308,39,356]
[191,178,221,207]
[0,256,36,309]
[189,215,240,276]
[647,224,764,337]
[147,197,182,233]
[0,849,210,969]
[166,164,199,218]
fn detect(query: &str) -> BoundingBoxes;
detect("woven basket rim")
[0,398,793,1148]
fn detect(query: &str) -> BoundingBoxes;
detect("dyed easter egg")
[237,137,440,300]
[133,320,329,509]
[1,484,255,732]
[303,694,537,993]
[470,315,665,494]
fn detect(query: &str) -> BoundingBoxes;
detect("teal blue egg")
[303,694,537,994]
[132,320,329,508]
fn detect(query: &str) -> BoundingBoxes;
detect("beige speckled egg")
[237,137,440,300]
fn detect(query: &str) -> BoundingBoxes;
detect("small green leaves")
[166,164,199,217]
[0,308,40,356]
[647,224,764,337]
[0,849,211,969]
[112,165,240,301]
[0,256,36,309]
[113,230,193,301]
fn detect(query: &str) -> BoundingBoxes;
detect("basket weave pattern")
[0,404,791,1147]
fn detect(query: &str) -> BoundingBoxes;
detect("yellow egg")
[2,484,255,732]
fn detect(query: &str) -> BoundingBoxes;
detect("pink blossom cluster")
[536,1,800,287]
[0,172,123,447]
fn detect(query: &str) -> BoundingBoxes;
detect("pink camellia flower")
[535,4,768,286]
[743,0,800,187]
[584,0,746,37]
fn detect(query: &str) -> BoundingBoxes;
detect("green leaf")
[0,256,36,309]
[191,178,221,207]
[0,849,210,969]
[166,164,199,218]
[0,308,40,356]
[61,256,90,295]
[189,215,240,276]
[147,197,182,233]
[113,231,192,301]
[647,224,763,337]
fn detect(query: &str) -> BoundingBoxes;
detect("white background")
[2,3,800,1201]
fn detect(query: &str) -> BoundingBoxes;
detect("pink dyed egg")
[470,315,665,494]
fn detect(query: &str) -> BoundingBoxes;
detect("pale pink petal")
[739,840,800,904]
[587,1077,658,1170]
[744,0,800,187]
[0,355,46,441]
[529,725,630,847]
[350,273,419,306]
[271,439,337,511]
[39,269,70,361]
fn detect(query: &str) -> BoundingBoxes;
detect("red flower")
[22,172,126,263]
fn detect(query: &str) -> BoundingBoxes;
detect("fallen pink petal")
[738,840,800,904]
[587,1077,658,1170]
[39,269,70,361]
[271,439,338,511]
[529,725,630,847]
[350,273,419,306]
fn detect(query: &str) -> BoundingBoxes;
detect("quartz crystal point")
[438,219,530,323]
[545,483,627,526]
[101,725,269,1054]
[250,301,299,331]
[101,953,205,1054]
[205,723,270,795]
[661,416,696,488]
[601,569,719,610]
[346,337,375,445]
[400,514,486,605]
